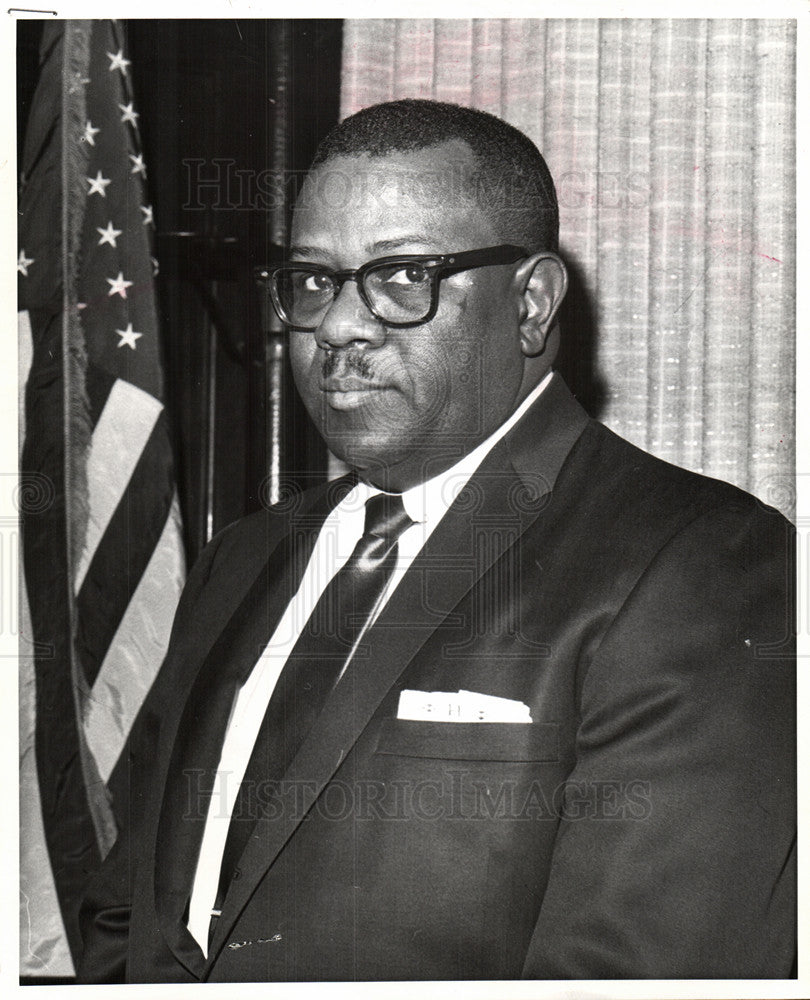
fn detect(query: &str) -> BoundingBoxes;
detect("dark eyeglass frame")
[254,244,528,331]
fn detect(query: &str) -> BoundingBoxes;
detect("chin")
[325,434,405,479]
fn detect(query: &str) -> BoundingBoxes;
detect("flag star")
[106,272,133,298]
[150,256,160,277]
[97,221,123,248]
[87,170,112,197]
[140,204,154,226]
[129,153,147,177]
[107,49,131,76]
[119,102,139,127]
[115,323,142,350]
[17,250,34,276]
[83,120,100,146]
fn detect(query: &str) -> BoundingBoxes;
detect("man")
[78,99,795,982]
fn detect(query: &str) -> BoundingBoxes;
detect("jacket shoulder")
[575,418,788,526]
[201,475,350,576]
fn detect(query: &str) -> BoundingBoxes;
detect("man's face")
[288,140,531,491]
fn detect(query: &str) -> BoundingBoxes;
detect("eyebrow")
[287,245,326,260]
[369,235,437,254]
[287,234,439,262]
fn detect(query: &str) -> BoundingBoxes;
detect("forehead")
[292,140,500,257]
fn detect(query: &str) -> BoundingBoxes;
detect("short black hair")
[310,99,559,253]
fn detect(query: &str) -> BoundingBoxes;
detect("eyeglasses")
[255,244,528,331]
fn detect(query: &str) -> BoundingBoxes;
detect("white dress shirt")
[187,371,553,951]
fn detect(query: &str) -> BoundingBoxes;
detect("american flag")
[18,19,185,977]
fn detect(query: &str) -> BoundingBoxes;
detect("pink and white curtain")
[341,19,796,517]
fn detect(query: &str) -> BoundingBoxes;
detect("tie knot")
[363,492,412,543]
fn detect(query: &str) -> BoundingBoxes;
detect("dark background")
[18,19,343,564]
[17,17,599,567]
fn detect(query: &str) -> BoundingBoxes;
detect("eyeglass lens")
[276,261,433,327]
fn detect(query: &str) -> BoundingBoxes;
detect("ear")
[514,252,568,357]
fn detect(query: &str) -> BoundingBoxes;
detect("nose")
[313,278,386,351]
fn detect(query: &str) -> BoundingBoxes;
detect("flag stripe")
[33,620,101,965]
[21,308,101,964]
[75,409,175,688]
[18,311,75,978]
[84,494,185,783]
[18,311,34,439]
[20,568,74,978]
[84,359,117,429]
[74,378,162,592]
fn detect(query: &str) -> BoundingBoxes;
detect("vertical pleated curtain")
[340,19,796,517]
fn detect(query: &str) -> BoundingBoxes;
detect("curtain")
[340,19,796,518]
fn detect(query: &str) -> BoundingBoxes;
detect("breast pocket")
[373,719,559,762]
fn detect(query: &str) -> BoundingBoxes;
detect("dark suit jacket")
[77,374,796,982]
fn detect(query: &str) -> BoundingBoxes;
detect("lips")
[321,376,388,393]
[320,376,392,411]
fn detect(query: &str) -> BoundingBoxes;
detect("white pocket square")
[397,689,532,723]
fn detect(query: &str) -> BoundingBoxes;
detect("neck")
[355,370,555,493]
[356,451,460,493]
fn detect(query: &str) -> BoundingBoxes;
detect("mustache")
[321,349,375,381]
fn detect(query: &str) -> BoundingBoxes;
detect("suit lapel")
[152,478,351,977]
[206,374,589,966]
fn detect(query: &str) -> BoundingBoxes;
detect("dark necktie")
[210,491,413,933]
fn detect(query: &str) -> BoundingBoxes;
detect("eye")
[386,263,429,286]
[301,272,334,293]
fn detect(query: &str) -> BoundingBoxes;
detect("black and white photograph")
[12,6,804,994]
